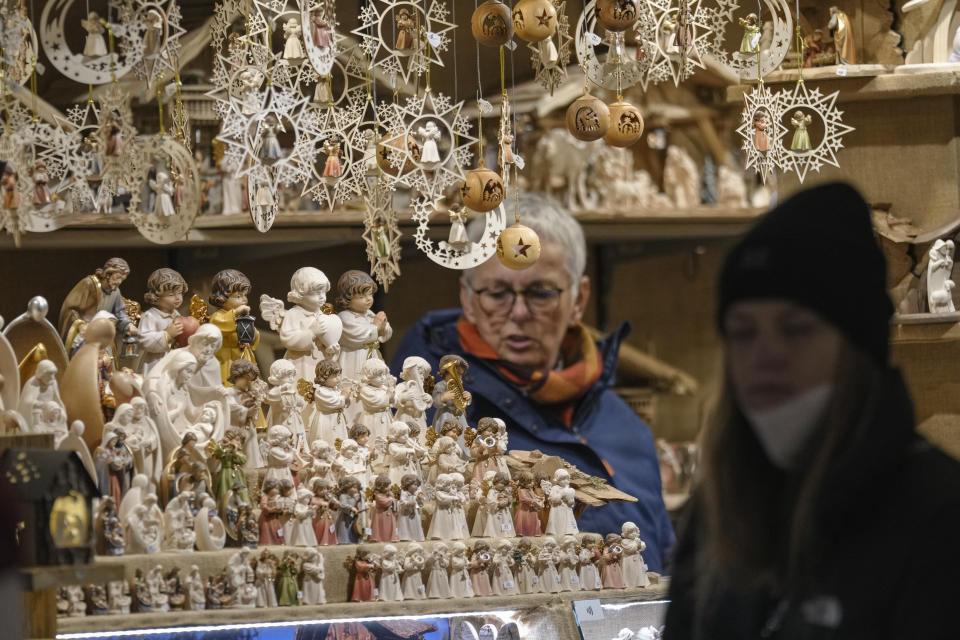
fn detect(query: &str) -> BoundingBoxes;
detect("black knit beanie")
[717,182,893,367]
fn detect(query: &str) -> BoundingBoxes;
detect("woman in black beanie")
[664,182,960,639]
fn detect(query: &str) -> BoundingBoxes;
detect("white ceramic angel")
[401,542,427,599]
[448,541,475,598]
[301,548,327,604]
[426,435,468,484]
[427,473,459,539]
[538,537,563,593]
[416,120,442,166]
[559,535,582,591]
[261,267,343,382]
[301,439,337,487]
[259,117,284,161]
[254,551,278,608]
[397,473,425,541]
[426,542,452,598]
[335,437,369,489]
[281,18,304,60]
[516,540,541,594]
[304,359,350,445]
[107,580,131,615]
[356,359,395,442]
[621,521,650,588]
[483,471,516,538]
[150,171,177,217]
[578,534,603,590]
[393,356,433,441]
[163,491,197,551]
[81,12,108,57]
[239,69,262,116]
[264,424,296,487]
[491,539,519,596]
[543,468,578,536]
[184,565,205,610]
[143,9,164,57]
[18,359,68,441]
[224,368,266,470]
[195,495,226,551]
[335,269,393,387]
[266,359,307,447]
[378,544,404,601]
[384,422,421,485]
[287,486,318,546]
[470,417,510,483]
[449,472,471,537]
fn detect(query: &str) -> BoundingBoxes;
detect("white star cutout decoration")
[639,0,714,87]
[776,81,855,184]
[118,0,187,91]
[575,0,651,92]
[698,0,792,81]
[735,82,785,183]
[301,105,365,212]
[411,196,507,270]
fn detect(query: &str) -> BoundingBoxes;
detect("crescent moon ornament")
[412,197,507,270]
[126,135,200,244]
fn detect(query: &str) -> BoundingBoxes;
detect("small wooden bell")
[497,223,541,270]
[512,0,557,43]
[596,0,639,32]
[471,0,513,47]
[566,87,610,141]
[603,100,645,147]
[461,161,505,212]
[376,132,418,176]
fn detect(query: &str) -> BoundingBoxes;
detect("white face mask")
[743,383,833,469]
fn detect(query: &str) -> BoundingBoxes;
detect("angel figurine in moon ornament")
[81,11,108,58]
[281,18,304,62]
[149,171,177,217]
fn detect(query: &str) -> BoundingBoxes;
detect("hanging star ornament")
[575,0,650,92]
[736,82,784,183]
[639,0,713,87]
[776,81,854,184]
[118,0,187,91]
[411,196,507,270]
[362,181,403,291]
[529,0,573,95]
[699,0,792,81]
[352,0,455,87]
[301,104,363,212]
[95,84,145,207]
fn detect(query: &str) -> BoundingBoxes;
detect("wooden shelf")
[892,313,960,344]
[22,563,126,591]
[0,208,762,249]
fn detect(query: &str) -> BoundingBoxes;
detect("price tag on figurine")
[364,527,372,536]
[835,66,848,77]
[555,575,562,583]
[570,576,579,584]
[426,31,443,48]
[504,39,517,51]
[503,580,515,590]
[277,528,283,538]
[418,585,426,594]
[373,588,379,597]
[330,525,336,534]
[532,576,539,584]
[502,524,512,532]
[297,590,303,601]
[586,32,602,46]
[574,599,605,622]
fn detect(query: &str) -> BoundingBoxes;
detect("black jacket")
[664,370,960,640]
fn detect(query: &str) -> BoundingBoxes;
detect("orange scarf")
[457,318,603,427]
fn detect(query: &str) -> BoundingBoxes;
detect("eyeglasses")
[469,283,565,317]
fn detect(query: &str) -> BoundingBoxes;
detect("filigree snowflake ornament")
[776,81,854,184]
[301,0,341,77]
[301,105,364,212]
[379,91,475,200]
[118,0,187,90]
[0,6,38,85]
[126,135,200,243]
[412,196,507,270]
[39,0,142,84]
[639,0,713,87]
[576,0,651,92]
[0,134,35,244]
[528,0,573,95]
[95,84,144,203]
[736,82,784,183]
[352,0,456,87]
[699,0,792,81]
[362,181,402,291]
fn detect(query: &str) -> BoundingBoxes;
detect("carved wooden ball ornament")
[377,132,419,176]
[604,100,645,147]
[472,0,513,47]
[512,0,558,43]
[596,0,640,32]
[497,223,542,269]
[461,163,505,212]
[566,88,610,141]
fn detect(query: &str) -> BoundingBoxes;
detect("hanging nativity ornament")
[412,196,507,270]
[118,0,187,91]
[126,135,200,243]
[362,181,402,292]
[0,3,38,85]
[700,0,791,81]
[352,0,456,87]
[776,81,854,184]
[527,0,573,95]
[736,82,783,183]
[39,0,141,84]
[638,0,712,87]
[576,0,651,92]
[378,91,476,200]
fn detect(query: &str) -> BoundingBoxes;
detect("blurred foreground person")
[664,183,960,639]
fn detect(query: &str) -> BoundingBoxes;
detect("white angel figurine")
[491,539,519,596]
[426,435,468,484]
[620,521,650,588]
[578,535,603,590]
[287,486,318,546]
[184,566,205,610]
[335,438,370,489]
[335,269,393,388]
[397,473,425,541]
[81,12,108,57]
[378,544,404,602]
[449,472,471,537]
[426,542,452,598]
[162,491,197,551]
[448,541,474,598]
[143,9,163,57]
[384,422,420,485]
[559,535,582,591]
[195,495,226,551]
[393,356,433,441]
[416,120,442,166]
[426,473,459,540]
[356,359,395,442]
[301,548,326,605]
[254,551,278,608]
[259,117,284,161]
[402,542,427,599]
[266,359,307,448]
[264,424,296,487]
[543,468,579,536]
[18,359,68,441]
[150,171,177,217]
[301,439,337,487]
[304,359,350,445]
[538,537,563,593]
[483,471,516,538]
[261,267,343,383]
[239,69,262,116]
[281,18,304,60]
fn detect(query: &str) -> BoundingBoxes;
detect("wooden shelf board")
[22,564,125,591]
[892,314,960,343]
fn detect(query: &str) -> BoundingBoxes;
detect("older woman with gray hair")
[391,193,674,572]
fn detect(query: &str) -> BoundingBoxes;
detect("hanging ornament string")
[755,0,762,85]
[156,73,166,135]
[102,17,117,84]
[794,0,803,83]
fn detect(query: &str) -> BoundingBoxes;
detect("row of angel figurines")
[60,526,652,618]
